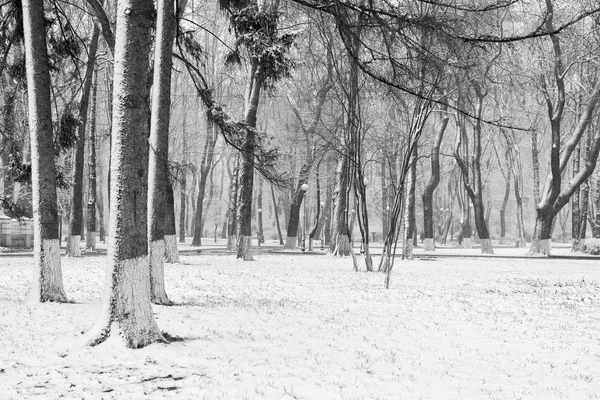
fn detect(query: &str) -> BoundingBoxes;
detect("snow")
[1,246,600,399]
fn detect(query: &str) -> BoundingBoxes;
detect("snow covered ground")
[1,249,600,399]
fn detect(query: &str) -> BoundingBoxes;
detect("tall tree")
[82,0,163,347]
[23,0,67,302]
[66,25,100,256]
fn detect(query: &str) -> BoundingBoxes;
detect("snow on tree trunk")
[23,0,67,303]
[67,26,100,256]
[81,0,163,348]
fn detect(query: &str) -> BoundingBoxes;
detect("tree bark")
[67,26,100,257]
[284,163,310,249]
[227,154,240,251]
[192,117,217,246]
[148,0,178,305]
[330,155,352,256]
[270,185,284,245]
[164,178,179,263]
[236,62,262,260]
[86,71,98,251]
[82,0,163,348]
[402,144,417,259]
[422,103,449,251]
[23,0,67,303]
[257,175,264,244]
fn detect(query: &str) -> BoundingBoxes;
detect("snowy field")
[1,250,600,399]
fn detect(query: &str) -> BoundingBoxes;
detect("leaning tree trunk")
[86,71,98,251]
[148,0,177,305]
[422,105,448,251]
[270,185,284,245]
[23,0,67,303]
[81,0,163,348]
[67,25,100,257]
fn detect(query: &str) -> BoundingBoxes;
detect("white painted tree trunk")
[86,231,96,250]
[528,239,552,256]
[424,238,434,251]
[463,238,472,249]
[149,240,170,305]
[163,234,179,263]
[480,238,494,254]
[238,235,253,261]
[82,255,163,347]
[29,239,67,303]
[284,236,296,249]
[67,235,81,256]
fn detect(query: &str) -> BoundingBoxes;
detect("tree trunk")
[284,164,310,249]
[422,105,448,251]
[270,185,284,245]
[402,145,417,259]
[227,154,240,251]
[192,118,217,246]
[86,71,98,251]
[572,142,581,242]
[236,62,262,261]
[23,0,67,303]
[164,178,179,263]
[499,151,511,243]
[179,119,187,244]
[67,26,100,257]
[330,155,351,256]
[148,0,178,305]
[82,0,163,348]
[257,175,264,244]
[514,173,526,247]
[531,130,541,209]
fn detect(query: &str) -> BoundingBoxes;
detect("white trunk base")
[81,255,164,348]
[30,239,67,303]
[463,238,472,249]
[237,235,253,261]
[424,238,435,251]
[66,235,81,257]
[331,234,351,256]
[149,240,170,305]
[86,231,96,250]
[163,235,179,263]
[480,238,494,254]
[283,236,297,250]
[227,235,236,252]
[402,241,414,259]
[528,239,551,256]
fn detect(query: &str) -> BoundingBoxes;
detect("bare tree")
[23,0,67,303]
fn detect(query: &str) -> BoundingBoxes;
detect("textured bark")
[147,0,177,305]
[572,142,581,241]
[82,0,163,348]
[514,173,526,247]
[330,155,351,256]
[86,72,99,251]
[499,151,511,242]
[23,0,67,303]
[531,130,541,208]
[236,61,262,260]
[179,167,186,243]
[67,26,100,257]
